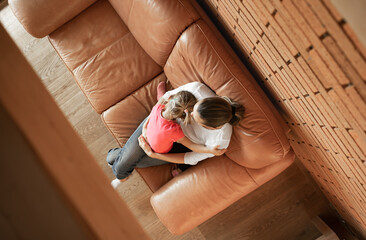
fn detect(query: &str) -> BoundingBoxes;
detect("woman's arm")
[176,136,226,156]
[138,136,185,164]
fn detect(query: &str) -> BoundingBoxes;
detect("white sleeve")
[162,86,181,99]
[162,82,215,100]
[194,82,216,99]
[162,82,197,99]
[184,152,215,165]
[183,124,232,165]
[183,138,230,165]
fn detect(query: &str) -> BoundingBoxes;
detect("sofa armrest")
[150,156,259,235]
[9,0,96,38]
[247,149,295,185]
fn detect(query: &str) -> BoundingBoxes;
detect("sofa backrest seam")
[161,19,201,68]
[244,167,259,186]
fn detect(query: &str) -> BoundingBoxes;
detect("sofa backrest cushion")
[9,0,96,38]
[164,20,292,169]
[108,0,200,66]
[49,0,162,114]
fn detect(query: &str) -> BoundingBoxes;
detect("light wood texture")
[0,5,340,239]
[0,23,149,239]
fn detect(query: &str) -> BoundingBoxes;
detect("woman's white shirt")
[181,120,232,165]
[162,82,233,165]
[162,81,216,101]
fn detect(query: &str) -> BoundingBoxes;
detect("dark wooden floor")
[1,5,336,240]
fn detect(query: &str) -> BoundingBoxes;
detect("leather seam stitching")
[177,0,196,20]
[244,167,259,186]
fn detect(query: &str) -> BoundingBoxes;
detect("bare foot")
[171,165,182,177]
[157,81,166,101]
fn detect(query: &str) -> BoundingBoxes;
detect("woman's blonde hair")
[197,96,245,128]
[164,91,197,125]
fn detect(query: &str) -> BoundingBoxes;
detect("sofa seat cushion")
[49,0,162,113]
[164,20,291,169]
[102,73,176,192]
[135,165,174,193]
[102,73,167,146]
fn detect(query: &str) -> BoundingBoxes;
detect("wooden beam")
[0,23,149,240]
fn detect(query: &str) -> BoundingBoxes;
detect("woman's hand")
[139,135,185,164]
[138,135,155,157]
[209,145,227,156]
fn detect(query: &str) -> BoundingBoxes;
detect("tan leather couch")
[9,0,295,234]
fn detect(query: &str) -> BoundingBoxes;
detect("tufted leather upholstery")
[10,0,295,235]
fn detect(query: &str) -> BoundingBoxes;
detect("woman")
[107,82,244,188]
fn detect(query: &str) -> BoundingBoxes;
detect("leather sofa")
[9,0,295,235]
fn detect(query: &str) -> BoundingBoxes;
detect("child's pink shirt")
[146,104,185,153]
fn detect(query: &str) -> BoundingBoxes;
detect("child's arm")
[176,136,226,156]
[139,136,215,165]
[138,136,185,164]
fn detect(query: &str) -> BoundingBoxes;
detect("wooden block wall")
[203,0,366,236]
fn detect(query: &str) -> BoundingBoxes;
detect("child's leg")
[157,81,166,101]
[171,164,182,177]
[107,117,168,188]
[107,119,149,181]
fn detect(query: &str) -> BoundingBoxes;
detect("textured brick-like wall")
[202,0,366,236]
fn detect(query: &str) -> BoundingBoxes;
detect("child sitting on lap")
[142,89,225,157]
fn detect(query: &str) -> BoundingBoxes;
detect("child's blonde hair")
[164,90,197,125]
